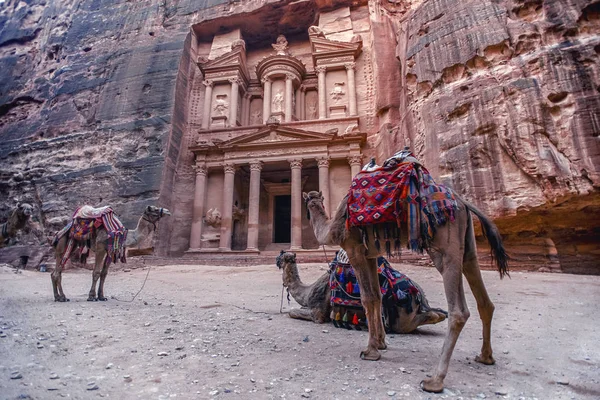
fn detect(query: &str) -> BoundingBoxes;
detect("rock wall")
[390,0,600,272]
[0,0,598,271]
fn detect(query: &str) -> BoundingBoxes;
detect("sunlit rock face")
[0,0,598,272]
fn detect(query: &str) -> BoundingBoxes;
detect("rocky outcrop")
[389,0,600,273]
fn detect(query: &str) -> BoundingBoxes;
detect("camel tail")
[460,197,510,279]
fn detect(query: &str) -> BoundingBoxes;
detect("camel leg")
[87,250,104,301]
[52,238,69,302]
[462,214,495,365]
[346,248,386,360]
[394,301,447,333]
[97,260,110,301]
[289,308,317,321]
[421,250,470,393]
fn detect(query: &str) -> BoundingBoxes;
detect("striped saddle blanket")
[53,206,127,268]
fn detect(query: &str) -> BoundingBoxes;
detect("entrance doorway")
[273,195,291,243]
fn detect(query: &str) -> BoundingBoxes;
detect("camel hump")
[74,205,113,219]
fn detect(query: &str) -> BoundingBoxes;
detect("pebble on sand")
[10,371,23,379]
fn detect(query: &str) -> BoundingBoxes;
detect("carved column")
[246,161,262,251]
[201,80,214,130]
[295,86,302,120]
[219,164,236,251]
[289,159,303,250]
[317,157,331,215]
[348,155,363,178]
[229,78,240,127]
[189,162,207,249]
[285,74,293,122]
[262,77,272,124]
[316,66,327,119]
[241,93,250,126]
[345,62,357,116]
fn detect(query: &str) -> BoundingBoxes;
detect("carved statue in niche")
[205,208,222,227]
[251,109,262,125]
[307,102,317,119]
[232,203,245,221]
[272,34,290,56]
[213,95,229,116]
[272,91,284,112]
[330,82,346,103]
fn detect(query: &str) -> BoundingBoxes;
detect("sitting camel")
[302,155,508,393]
[277,251,447,333]
[52,205,170,302]
[0,203,34,248]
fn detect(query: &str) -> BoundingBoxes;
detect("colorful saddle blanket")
[347,151,457,253]
[329,253,423,331]
[53,206,127,268]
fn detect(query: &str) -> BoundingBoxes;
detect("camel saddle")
[53,206,128,268]
[329,250,423,332]
[346,150,458,255]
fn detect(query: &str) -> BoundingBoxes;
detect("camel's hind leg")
[345,246,386,361]
[422,218,470,393]
[97,259,111,301]
[462,212,495,365]
[52,237,70,302]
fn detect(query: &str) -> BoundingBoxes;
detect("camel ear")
[302,192,309,201]
[318,191,323,199]
[146,205,152,212]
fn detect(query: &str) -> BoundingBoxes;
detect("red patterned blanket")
[347,161,457,253]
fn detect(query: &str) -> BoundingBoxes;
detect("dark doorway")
[273,195,291,243]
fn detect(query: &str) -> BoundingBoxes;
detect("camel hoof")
[98,297,108,301]
[360,349,381,361]
[420,378,444,393]
[475,354,495,365]
[55,297,69,303]
[377,342,387,350]
[87,297,97,302]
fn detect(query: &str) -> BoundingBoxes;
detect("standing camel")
[302,186,508,392]
[52,205,170,302]
[0,203,34,247]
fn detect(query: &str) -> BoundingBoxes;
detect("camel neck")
[282,263,311,307]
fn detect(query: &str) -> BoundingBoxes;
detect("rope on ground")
[113,258,151,303]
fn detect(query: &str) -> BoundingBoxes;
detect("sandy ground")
[1,261,599,400]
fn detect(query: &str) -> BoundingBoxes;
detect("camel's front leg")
[88,251,105,301]
[421,250,470,393]
[347,251,385,360]
[52,241,70,302]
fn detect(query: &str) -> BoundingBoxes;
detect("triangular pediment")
[218,126,335,148]
[198,46,247,73]
[310,36,362,56]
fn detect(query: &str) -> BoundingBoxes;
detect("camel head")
[143,206,171,224]
[276,250,296,270]
[15,202,34,219]
[302,191,324,220]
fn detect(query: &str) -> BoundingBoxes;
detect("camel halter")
[142,208,164,231]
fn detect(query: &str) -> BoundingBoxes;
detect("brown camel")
[302,190,508,393]
[52,206,170,302]
[0,203,34,247]
[277,251,447,333]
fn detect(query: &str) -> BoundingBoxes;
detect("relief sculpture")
[213,95,229,116]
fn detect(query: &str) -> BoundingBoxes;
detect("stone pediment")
[198,43,249,84]
[310,34,362,66]
[217,126,336,149]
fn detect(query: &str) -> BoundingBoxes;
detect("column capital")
[344,62,356,70]
[261,76,271,84]
[193,163,207,176]
[224,163,237,174]
[203,79,214,87]
[285,73,295,81]
[289,159,303,169]
[347,154,363,166]
[315,66,327,74]
[228,77,241,85]
[249,161,263,172]
[317,157,330,168]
